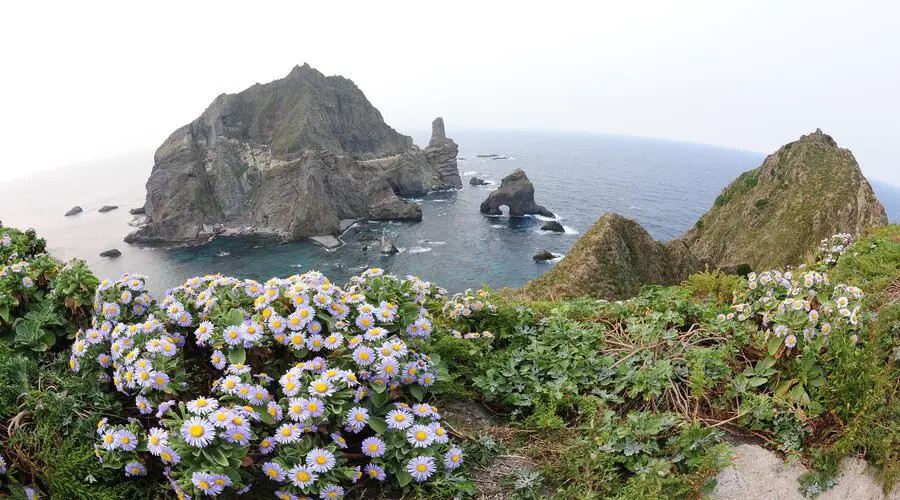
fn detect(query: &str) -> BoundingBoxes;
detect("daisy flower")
[210,350,227,370]
[147,427,168,454]
[306,448,335,473]
[158,446,181,464]
[345,407,369,428]
[135,395,153,415]
[361,436,386,458]
[444,446,464,469]
[262,462,286,482]
[301,397,325,418]
[308,378,335,398]
[307,334,324,352]
[156,400,176,418]
[187,397,219,415]
[274,491,299,500]
[331,432,347,448]
[124,461,146,477]
[406,424,435,448]
[115,429,138,451]
[192,471,224,496]
[274,423,301,444]
[180,417,216,448]
[307,320,323,335]
[100,429,118,450]
[259,436,275,454]
[418,372,436,387]
[352,346,375,366]
[785,335,798,348]
[320,485,344,499]
[406,456,436,482]
[324,333,343,350]
[364,463,386,481]
[219,375,241,394]
[287,465,317,488]
[225,426,250,445]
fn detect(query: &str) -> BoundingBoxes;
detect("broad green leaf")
[767,336,783,357]
[368,416,387,434]
[228,347,246,365]
[396,469,413,487]
[409,384,424,402]
[747,377,768,387]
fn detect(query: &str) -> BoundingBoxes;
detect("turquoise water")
[1,131,896,295]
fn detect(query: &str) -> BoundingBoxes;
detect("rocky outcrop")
[380,231,399,255]
[126,64,460,245]
[520,213,701,300]
[541,221,564,232]
[99,249,121,258]
[98,205,118,213]
[129,206,145,215]
[533,249,554,261]
[423,118,462,189]
[681,129,888,270]
[64,206,82,217]
[470,177,487,186]
[480,169,554,217]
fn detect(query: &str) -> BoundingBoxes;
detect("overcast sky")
[2,0,898,184]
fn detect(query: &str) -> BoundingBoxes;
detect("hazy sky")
[2,1,898,184]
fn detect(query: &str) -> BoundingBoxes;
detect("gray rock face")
[423,118,462,189]
[380,231,399,255]
[99,248,121,258]
[126,64,460,245]
[541,221,564,232]
[129,206,145,215]
[533,249,555,261]
[98,205,118,213]
[480,169,554,217]
[470,177,487,186]
[64,206,83,217]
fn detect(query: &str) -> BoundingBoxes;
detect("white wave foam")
[491,224,505,229]
[408,246,433,254]
[533,226,580,235]
[460,171,477,176]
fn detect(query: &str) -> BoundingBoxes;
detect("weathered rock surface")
[681,129,887,270]
[129,206,145,215]
[380,231,399,255]
[469,177,487,186]
[64,206,83,217]
[712,443,899,499]
[541,221,564,232]
[98,205,118,213]
[480,169,554,217]
[533,249,555,261]
[423,118,462,189]
[99,248,121,258]
[520,213,701,300]
[126,64,460,245]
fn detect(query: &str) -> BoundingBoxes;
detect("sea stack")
[125,64,461,246]
[681,129,887,270]
[521,213,701,300]
[480,169,554,217]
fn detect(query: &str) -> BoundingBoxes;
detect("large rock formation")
[519,213,701,300]
[682,129,887,270]
[126,64,461,245]
[479,169,554,217]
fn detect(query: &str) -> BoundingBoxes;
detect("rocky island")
[480,169,554,217]
[125,64,461,246]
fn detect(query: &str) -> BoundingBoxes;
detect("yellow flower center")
[417,464,427,472]
[416,431,427,441]
[316,456,327,464]
[189,425,204,437]
[297,471,310,482]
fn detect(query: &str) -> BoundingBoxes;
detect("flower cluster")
[76,269,463,498]
[730,269,865,351]
[816,233,853,266]
[441,288,498,341]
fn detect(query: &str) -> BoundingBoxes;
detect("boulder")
[64,206,83,217]
[469,177,487,186]
[681,129,887,270]
[125,64,459,246]
[533,249,555,261]
[98,205,118,213]
[380,231,399,255]
[479,169,554,217]
[541,221,564,232]
[520,213,702,300]
[99,248,121,258]
[129,206,145,215]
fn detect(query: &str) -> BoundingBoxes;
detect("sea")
[1,130,898,296]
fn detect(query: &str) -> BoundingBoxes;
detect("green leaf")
[228,347,246,365]
[226,308,244,326]
[758,356,776,371]
[368,416,387,434]
[767,336,783,356]
[0,304,8,323]
[396,469,413,487]
[747,377,768,387]
[409,384,424,402]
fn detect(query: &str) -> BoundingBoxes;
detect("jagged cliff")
[681,129,887,270]
[126,64,461,245]
[518,213,701,300]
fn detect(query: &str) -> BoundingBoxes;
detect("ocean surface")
[1,130,897,296]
